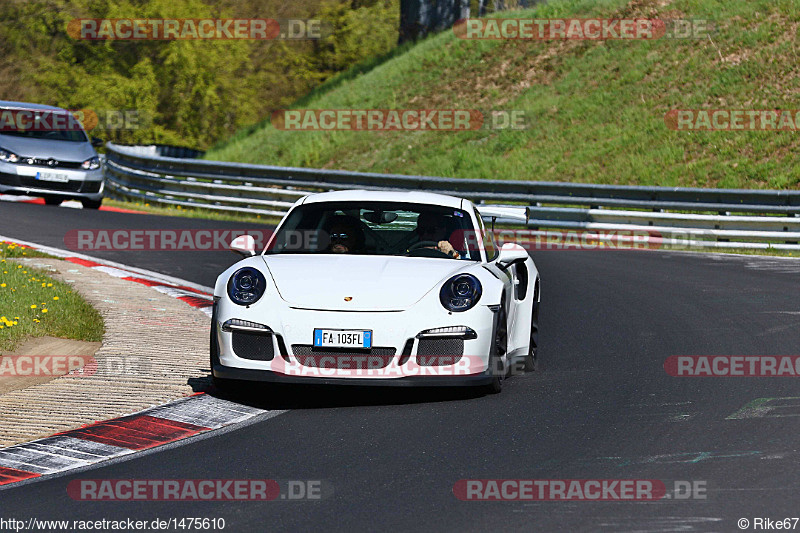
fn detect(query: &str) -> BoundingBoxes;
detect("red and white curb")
[0,394,268,487]
[0,236,214,316]
[0,237,288,489]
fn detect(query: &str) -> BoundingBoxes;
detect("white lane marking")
[727,397,800,420]
[147,394,265,428]
[0,446,98,474]
[93,265,139,278]
[26,436,131,460]
[0,195,39,202]
[0,437,134,475]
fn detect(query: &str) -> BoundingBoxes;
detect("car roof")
[0,100,69,113]
[301,189,465,209]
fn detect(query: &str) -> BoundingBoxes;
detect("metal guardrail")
[104,143,800,250]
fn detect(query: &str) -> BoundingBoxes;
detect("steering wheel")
[406,241,450,257]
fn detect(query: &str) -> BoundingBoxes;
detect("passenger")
[323,215,364,254]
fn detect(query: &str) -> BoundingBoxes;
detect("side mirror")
[230,235,256,257]
[90,137,104,148]
[496,243,528,271]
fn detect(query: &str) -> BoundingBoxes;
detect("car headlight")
[0,147,19,163]
[81,156,101,170]
[440,274,482,312]
[227,267,267,306]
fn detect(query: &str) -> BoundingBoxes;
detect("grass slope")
[0,242,104,352]
[207,0,800,189]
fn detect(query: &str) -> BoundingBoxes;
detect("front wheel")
[525,300,539,372]
[523,287,540,372]
[81,198,102,209]
[483,299,507,394]
[209,311,238,394]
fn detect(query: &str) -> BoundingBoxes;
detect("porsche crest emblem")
[344,296,353,301]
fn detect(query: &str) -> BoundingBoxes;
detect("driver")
[413,212,460,259]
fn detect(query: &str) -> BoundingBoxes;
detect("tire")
[81,198,102,209]
[523,282,540,372]
[212,374,239,394]
[43,196,62,206]
[209,307,238,394]
[484,298,508,394]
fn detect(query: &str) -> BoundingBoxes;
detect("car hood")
[0,134,94,162]
[262,254,469,311]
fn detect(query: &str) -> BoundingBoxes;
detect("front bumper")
[211,365,493,387]
[0,162,104,200]
[212,296,498,387]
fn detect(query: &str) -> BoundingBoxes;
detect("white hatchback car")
[211,190,540,394]
[0,101,104,208]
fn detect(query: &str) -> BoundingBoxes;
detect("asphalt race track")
[2,201,800,531]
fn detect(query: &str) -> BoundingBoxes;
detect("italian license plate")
[36,172,69,183]
[314,329,372,349]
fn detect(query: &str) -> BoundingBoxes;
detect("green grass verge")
[103,199,281,226]
[206,0,800,189]
[0,241,104,353]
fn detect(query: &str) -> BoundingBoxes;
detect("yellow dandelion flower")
[41,309,48,314]
[30,305,37,309]
[47,283,52,287]
[53,296,59,300]
[0,283,5,288]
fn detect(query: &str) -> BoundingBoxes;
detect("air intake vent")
[416,338,463,365]
[232,331,274,361]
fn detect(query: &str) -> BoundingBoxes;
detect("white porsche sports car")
[211,190,540,394]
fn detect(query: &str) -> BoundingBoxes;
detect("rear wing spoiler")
[475,205,529,224]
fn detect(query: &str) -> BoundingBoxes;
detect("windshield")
[265,201,481,260]
[0,109,88,142]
